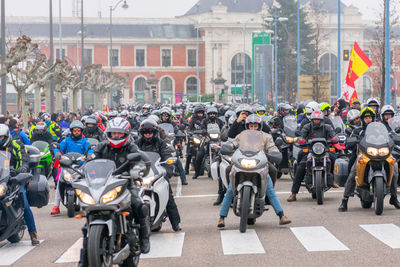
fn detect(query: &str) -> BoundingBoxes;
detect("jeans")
[219,176,282,218]
[176,158,187,183]
[20,185,37,233]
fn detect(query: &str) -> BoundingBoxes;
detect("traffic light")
[343,50,349,61]
[221,88,225,97]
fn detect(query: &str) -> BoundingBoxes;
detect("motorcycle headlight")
[210,133,219,139]
[101,186,122,204]
[240,158,257,169]
[0,184,6,197]
[63,169,73,182]
[142,176,155,188]
[367,147,379,157]
[193,137,201,144]
[285,136,297,143]
[312,143,325,155]
[378,147,389,156]
[76,189,96,205]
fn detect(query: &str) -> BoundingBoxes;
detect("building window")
[160,77,173,104]
[135,77,146,103]
[136,49,145,67]
[231,53,252,86]
[83,49,92,65]
[109,49,119,67]
[162,49,171,67]
[319,53,338,98]
[363,76,372,102]
[55,48,65,59]
[187,49,197,67]
[186,77,198,96]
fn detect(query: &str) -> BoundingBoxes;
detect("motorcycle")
[221,130,281,233]
[140,152,175,232]
[389,116,400,186]
[0,152,33,244]
[66,152,148,267]
[59,152,85,217]
[301,137,336,205]
[330,116,350,187]
[347,122,397,215]
[205,124,221,178]
[31,140,53,179]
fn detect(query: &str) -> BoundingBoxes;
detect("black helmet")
[235,104,252,117]
[139,119,158,142]
[277,103,292,117]
[224,110,235,121]
[0,124,11,150]
[194,105,205,114]
[360,107,376,126]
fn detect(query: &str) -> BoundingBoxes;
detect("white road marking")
[175,178,182,197]
[0,240,43,266]
[141,232,185,259]
[291,226,349,252]
[176,194,218,199]
[360,224,400,248]
[220,229,265,255]
[55,238,82,263]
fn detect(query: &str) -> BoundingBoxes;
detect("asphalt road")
[2,172,400,267]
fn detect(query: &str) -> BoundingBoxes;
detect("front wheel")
[119,255,140,267]
[374,177,385,215]
[239,186,251,233]
[67,194,75,218]
[289,158,295,181]
[315,171,324,205]
[88,225,113,267]
[7,227,25,243]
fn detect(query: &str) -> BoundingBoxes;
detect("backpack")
[11,130,23,142]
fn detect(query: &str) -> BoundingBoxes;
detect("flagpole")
[385,0,390,104]
[337,0,341,100]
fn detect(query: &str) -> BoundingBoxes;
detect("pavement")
[2,172,400,267]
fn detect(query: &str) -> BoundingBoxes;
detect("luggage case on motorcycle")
[334,157,349,187]
[27,174,50,208]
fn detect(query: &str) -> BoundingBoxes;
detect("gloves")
[10,168,17,177]
[55,152,62,161]
[17,166,28,174]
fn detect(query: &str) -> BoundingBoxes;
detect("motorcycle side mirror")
[127,153,141,161]
[335,127,342,133]
[346,136,358,146]
[275,137,284,147]
[393,135,400,145]
[395,127,400,134]
[60,158,73,167]
[221,143,234,155]
[9,173,32,185]
[267,152,282,166]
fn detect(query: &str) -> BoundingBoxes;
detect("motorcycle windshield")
[145,152,161,175]
[283,116,297,137]
[330,116,345,132]
[364,122,390,146]
[32,141,49,152]
[388,116,400,132]
[84,159,116,187]
[0,151,10,183]
[238,130,264,153]
[86,138,99,146]
[263,115,273,124]
[159,123,174,134]
[207,123,220,134]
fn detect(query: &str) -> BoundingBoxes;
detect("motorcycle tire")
[315,171,324,205]
[311,192,316,199]
[374,177,384,215]
[67,195,75,218]
[75,204,81,212]
[239,186,251,233]
[277,171,282,179]
[7,227,25,243]
[289,159,295,181]
[361,200,372,209]
[119,255,139,267]
[88,224,113,267]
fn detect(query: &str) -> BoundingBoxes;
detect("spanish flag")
[342,41,372,104]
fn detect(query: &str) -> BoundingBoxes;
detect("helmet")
[360,107,376,125]
[41,113,50,120]
[36,121,47,131]
[151,110,161,117]
[277,103,292,117]
[142,104,152,111]
[148,114,160,124]
[310,110,324,128]
[319,102,331,112]
[235,104,252,117]
[194,105,205,114]
[108,111,118,119]
[120,110,129,118]
[381,105,395,117]
[228,115,236,126]
[0,124,11,150]
[139,119,159,142]
[253,104,266,116]
[297,103,305,116]
[105,118,131,148]
[207,106,218,115]
[81,115,88,123]
[225,110,235,121]
[245,114,262,130]
[160,107,172,116]
[367,98,379,108]
[346,109,361,125]
[85,116,97,125]
[305,101,320,119]
[70,120,84,131]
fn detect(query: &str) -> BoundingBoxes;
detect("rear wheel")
[374,177,384,215]
[67,195,75,218]
[289,158,295,181]
[315,171,324,205]
[239,186,251,233]
[7,227,25,243]
[88,225,113,267]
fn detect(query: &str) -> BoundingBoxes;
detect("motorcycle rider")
[45,113,62,142]
[30,121,54,144]
[367,98,381,121]
[269,103,292,130]
[351,99,361,111]
[320,102,332,117]
[50,121,93,215]
[0,124,39,246]
[287,110,338,202]
[228,104,270,138]
[299,101,334,130]
[217,115,291,227]
[185,105,206,174]
[380,105,395,131]
[338,107,400,211]
[82,115,105,142]
[136,119,182,232]
[345,109,361,135]
[9,118,31,145]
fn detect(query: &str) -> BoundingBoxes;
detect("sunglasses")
[72,128,81,133]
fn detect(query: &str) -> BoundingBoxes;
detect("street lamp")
[1,0,6,114]
[109,0,129,108]
[265,9,288,110]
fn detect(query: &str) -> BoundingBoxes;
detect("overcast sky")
[3,0,384,21]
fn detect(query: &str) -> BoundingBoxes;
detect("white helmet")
[381,105,395,116]
[347,109,360,124]
[305,101,320,119]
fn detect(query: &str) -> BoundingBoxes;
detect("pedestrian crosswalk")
[1,223,400,265]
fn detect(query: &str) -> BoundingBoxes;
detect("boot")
[138,219,150,254]
[213,194,224,206]
[338,198,348,212]
[279,216,292,225]
[390,196,400,209]
[332,181,340,188]
[287,194,297,202]
[29,232,40,246]
[217,217,225,228]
